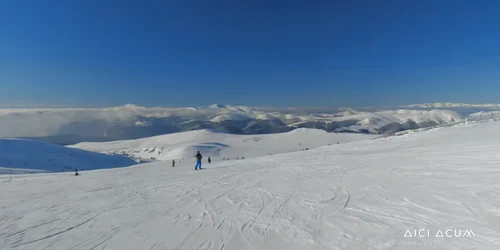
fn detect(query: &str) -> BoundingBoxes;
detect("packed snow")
[1,119,499,249]
[69,128,377,162]
[0,139,137,174]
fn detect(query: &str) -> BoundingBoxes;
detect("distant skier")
[172,160,175,167]
[208,157,211,164]
[195,151,203,170]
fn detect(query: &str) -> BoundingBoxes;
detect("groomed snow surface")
[2,121,500,249]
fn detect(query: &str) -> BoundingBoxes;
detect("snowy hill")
[69,128,377,162]
[0,139,137,174]
[1,119,499,249]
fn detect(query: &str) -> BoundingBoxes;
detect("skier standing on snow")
[172,160,175,167]
[195,151,203,170]
[208,157,211,164]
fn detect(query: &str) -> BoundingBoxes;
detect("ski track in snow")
[1,122,500,249]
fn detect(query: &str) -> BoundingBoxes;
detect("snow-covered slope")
[469,110,500,118]
[69,129,377,162]
[0,139,137,174]
[1,120,499,249]
[209,114,252,122]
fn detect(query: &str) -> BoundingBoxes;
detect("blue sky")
[0,0,499,108]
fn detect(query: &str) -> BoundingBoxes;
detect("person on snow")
[208,157,211,164]
[195,151,203,170]
[172,160,175,167]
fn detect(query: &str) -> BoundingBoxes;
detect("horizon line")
[1,102,500,110]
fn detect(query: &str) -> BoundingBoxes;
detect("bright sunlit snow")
[69,128,377,162]
[1,121,499,249]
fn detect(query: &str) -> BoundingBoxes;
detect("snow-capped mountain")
[3,103,497,145]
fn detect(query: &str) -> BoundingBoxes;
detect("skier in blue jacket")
[195,151,203,170]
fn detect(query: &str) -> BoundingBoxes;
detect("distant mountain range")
[2,102,499,145]
[402,102,500,109]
